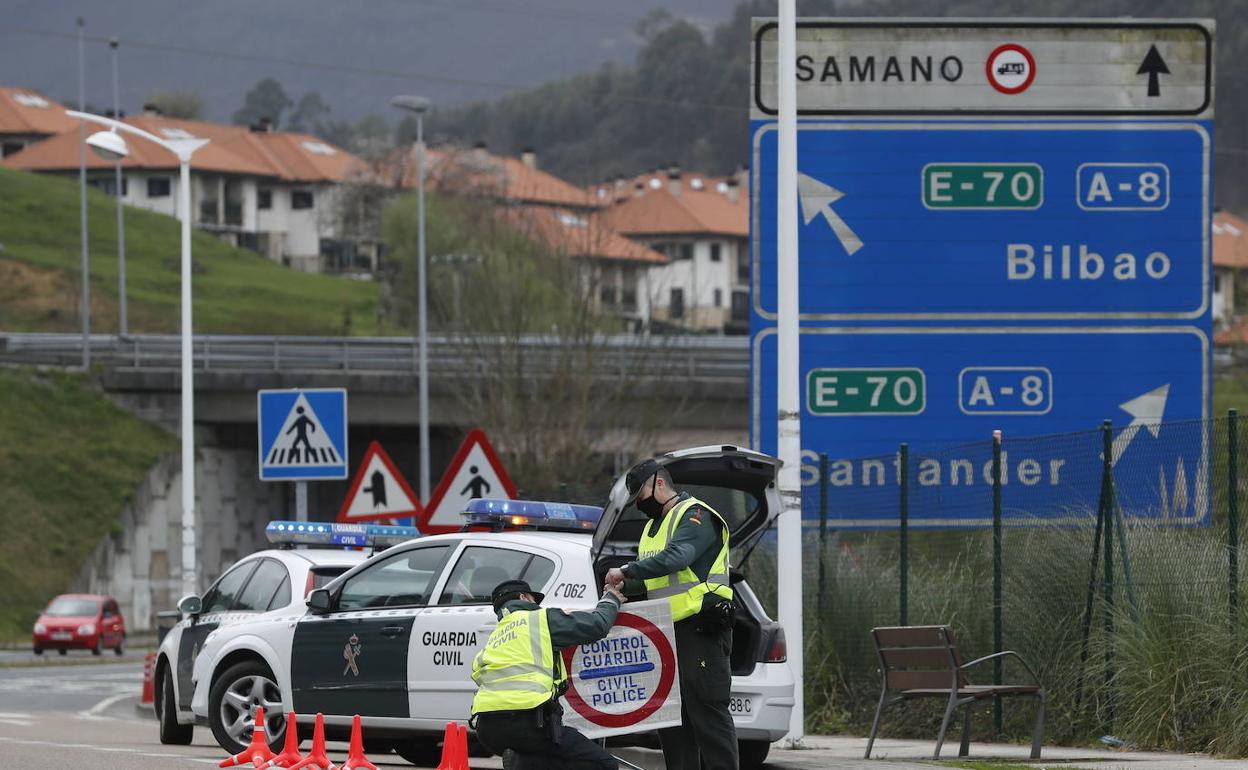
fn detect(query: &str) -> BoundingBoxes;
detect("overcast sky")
[2,0,735,123]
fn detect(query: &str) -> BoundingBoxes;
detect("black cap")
[624,458,662,505]
[490,579,543,610]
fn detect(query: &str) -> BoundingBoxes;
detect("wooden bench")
[865,625,1045,760]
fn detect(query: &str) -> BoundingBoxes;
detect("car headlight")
[33,623,46,634]
[77,624,96,636]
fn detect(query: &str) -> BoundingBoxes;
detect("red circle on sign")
[561,612,676,728]
[986,44,1036,95]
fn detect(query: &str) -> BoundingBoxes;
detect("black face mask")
[636,473,668,519]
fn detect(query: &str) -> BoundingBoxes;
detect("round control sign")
[561,612,676,730]
[986,44,1036,95]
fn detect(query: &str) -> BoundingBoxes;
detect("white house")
[0,87,77,159]
[1,109,366,273]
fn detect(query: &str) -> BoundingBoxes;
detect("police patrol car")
[178,446,794,769]
[153,536,371,746]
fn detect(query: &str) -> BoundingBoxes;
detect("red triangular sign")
[338,441,424,524]
[417,428,517,533]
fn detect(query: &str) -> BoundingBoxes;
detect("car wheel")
[394,738,442,766]
[92,638,102,656]
[114,634,125,656]
[738,739,771,770]
[157,665,194,745]
[58,649,67,656]
[208,660,285,755]
[32,647,42,656]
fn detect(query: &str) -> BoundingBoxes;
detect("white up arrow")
[798,172,864,256]
[1110,384,1169,466]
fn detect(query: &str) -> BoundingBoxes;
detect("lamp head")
[389,95,431,114]
[86,129,128,161]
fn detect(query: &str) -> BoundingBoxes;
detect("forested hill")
[429,0,1248,210]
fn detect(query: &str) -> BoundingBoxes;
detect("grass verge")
[0,367,175,642]
[0,167,389,335]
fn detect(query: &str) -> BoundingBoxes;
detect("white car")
[188,446,794,769]
[153,543,369,747]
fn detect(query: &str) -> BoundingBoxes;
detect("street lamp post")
[390,95,432,503]
[68,109,209,599]
[76,17,89,369]
[109,38,128,336]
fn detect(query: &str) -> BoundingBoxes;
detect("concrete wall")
[73,437,284,632]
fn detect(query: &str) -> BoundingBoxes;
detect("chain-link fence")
[747,411,1248,754]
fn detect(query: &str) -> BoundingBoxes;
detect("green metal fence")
[747,411,1248,753]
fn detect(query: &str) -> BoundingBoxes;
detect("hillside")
[0,368,176,641]
[431,0,1248,210]
[0,167,390,336]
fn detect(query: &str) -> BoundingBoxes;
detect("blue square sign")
[258,389,348,481]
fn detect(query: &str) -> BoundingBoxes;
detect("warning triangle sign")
[338,441,423,524]
[262,393,343,468]
[418,428,517,533]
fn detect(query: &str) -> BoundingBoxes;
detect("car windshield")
[45,598,100,616]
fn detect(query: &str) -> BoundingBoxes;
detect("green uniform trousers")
[658,619,738,770]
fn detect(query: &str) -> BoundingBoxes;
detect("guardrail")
[0,333,750,383]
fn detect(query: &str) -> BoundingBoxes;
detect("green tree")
[144,89,205,120]
[287,91,333,135]
[231,77,293,128]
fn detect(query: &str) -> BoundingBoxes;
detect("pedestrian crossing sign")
[257,388,348,480]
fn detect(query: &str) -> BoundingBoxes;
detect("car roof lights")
[265,520,421,549]
[461,498,603,532]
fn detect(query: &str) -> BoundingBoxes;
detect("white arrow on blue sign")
[258,389,348,481]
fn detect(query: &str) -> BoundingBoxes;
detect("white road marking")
[79,691,136,720]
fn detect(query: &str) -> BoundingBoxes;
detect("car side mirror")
[306,588,333,614]
[177,594,202,616]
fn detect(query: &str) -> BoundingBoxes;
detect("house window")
[621,285,637,311]
[147,177,171,198]
[258,189,273,210]
[679,243,693,260]
[714,288,723,307]
[710,243,722,262]
[599,284,617,307]
[90,177,128,196]
[737,252,749,282]
[1215,272,1224,294]
[291,190,314,209]
[1,141,24,157]
[670,288,684,319]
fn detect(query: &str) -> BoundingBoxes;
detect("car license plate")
[728,695,753,715]
[51,632,72,641]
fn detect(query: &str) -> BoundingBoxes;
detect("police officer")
[605,459,738,770]
[471,578,623,770]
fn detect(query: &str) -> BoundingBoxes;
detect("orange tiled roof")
[0,88,77,136]
[1216,317,1248,345]
[501,206,667,264]
[386,146,596,208]
[1,113,360,182]
[1214,210,1248,269]
[600,180,747,238]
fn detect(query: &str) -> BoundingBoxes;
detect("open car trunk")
[592,445,782,676]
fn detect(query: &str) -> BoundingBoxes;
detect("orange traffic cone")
[434,722,457,770]
[456,724,469,770]
[288,713,334,770]
[259,712,303,769]
[338,714,377,770]
[219,706,277,768]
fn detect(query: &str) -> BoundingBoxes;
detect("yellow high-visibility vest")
[637,496,732,622]
[470,608,565,714]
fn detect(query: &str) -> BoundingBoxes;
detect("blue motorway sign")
[751,327,1210,527]
[258,389,348,481]
[750,122,1210,320]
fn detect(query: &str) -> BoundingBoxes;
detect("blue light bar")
[461,499,602,532]
[265,520,421,549]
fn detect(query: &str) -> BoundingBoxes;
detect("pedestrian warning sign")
[561,599,681,738]
[417,428,516,533]
[338,441,423,524]
[257,389,348,481]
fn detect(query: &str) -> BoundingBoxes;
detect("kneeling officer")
[471,578,623,769]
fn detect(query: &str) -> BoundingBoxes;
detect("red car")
[32,594,126,656]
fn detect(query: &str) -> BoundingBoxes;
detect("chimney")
[724,178,740,203]
[634,182,645,198]
[142,103,162,117]
[667,168,682,197]
[735,163,749,191]
[472,140,489,162]
[520,147,537,170]
[252,116,273,133]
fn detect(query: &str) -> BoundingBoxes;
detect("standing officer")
[605,459,738,770]
[471,578,623,769]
